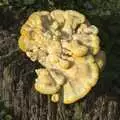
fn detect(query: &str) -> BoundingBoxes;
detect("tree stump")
[0,8,120,120]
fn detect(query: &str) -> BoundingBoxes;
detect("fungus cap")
[35,69,61,94]
[51,55,99,104]
[18,10,106,104]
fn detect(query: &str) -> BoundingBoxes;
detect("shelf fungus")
[18,10,106,104]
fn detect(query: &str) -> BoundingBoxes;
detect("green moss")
[0,98,12,120]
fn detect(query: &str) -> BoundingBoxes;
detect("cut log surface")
[0,9,120,120]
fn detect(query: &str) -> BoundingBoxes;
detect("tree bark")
[0,8,120,120]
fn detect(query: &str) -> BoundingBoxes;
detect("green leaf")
[5,115,12,120]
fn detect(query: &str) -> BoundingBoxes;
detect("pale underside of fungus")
[18,10,106,104]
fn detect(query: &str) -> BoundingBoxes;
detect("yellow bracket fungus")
[18,10,106,104]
